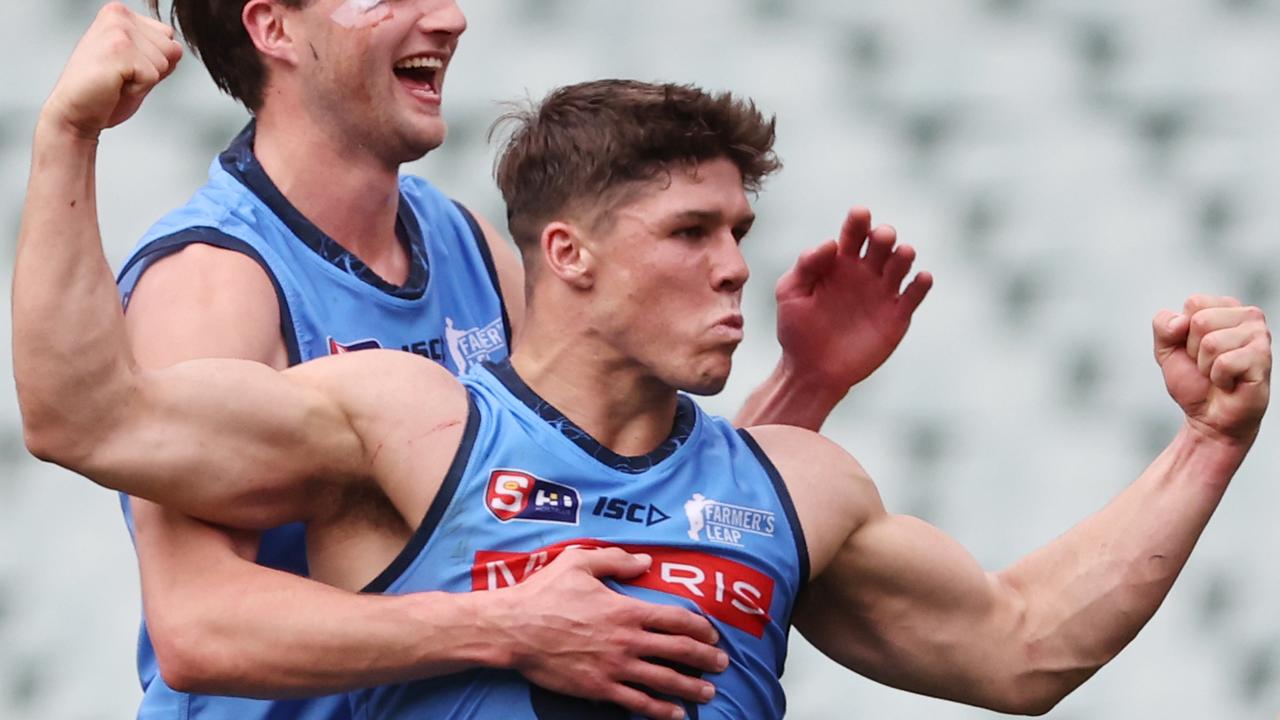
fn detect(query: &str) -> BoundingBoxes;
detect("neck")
[254,105,407,282]
[511,307,680,458]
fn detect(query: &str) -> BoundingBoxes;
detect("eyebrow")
[668,209,757,228]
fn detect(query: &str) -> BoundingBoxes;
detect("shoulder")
[288,349,468,429]
[740,424,884,580]
[125,239,285,368]
[287,350,471,515]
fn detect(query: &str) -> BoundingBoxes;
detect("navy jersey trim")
[362,393,481,594]
[736,429,811,592]
[117,227,303,366]
[452,200,513,346]
[218,121,430,300]
[483,359,696,474]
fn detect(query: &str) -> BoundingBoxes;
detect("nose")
[418,0,467,37]
[711,232,749,294]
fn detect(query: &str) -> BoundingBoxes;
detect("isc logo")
[485,470,580,525]
[472,539,775,637]
[591,496,671,527]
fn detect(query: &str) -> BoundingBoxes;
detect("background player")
[28,3,930,719]
[15,54,1271,720]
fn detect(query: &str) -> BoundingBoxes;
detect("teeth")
[394,56,443,70]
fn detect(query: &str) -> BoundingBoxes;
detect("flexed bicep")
[749,423,1047,714]
[794,511,1036,712]
[70,353,376,529]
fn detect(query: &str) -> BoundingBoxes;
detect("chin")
[682,378,729,397]
[390,119,447,163]
[676,362,732,397]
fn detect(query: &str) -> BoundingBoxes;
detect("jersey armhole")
[362,392,482,594]
[735,429,812,592]
[117,227,302,366]
[451,201,514,347]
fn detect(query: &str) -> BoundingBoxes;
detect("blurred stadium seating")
[2,1,1278,718]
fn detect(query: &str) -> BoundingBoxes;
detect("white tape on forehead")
[331,0,392,28]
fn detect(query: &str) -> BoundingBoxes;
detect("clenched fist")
[1154,295,1272,443]
[42,3,183,138]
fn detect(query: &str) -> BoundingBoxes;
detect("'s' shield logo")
[485,470,580,525]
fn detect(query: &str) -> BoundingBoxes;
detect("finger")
[633,631,729,675]
[1196,324,1255,378]
[837,206,872,257]
[605,684,688,720]
[639,603,719,645]
[159,40,184,81]
[125,56,162,94]
[1188,306,1258,364]
[899,271,934,316]
[570,547,652,580]
[1152,309,1191,366]
[622,660,716,705]
[882,243,917,291]
[1183,294,1242,317]
[130,19,183,66]
[135,11,177,39]
[777,240,837,296]
[863,224,895,273]
[1208,346,1256,391]
[132,20,184,75]
[124,25,171,78]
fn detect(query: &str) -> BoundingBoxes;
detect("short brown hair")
[493,80,781,253]
[148,0,309,110]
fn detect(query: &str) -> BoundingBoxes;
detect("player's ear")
[540,221,594,290]
[243,0,299,67]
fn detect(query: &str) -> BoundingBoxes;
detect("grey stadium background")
[3,0,1280,718]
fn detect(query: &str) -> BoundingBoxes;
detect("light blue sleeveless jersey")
[115,123,511,720]
[351,360,810,719]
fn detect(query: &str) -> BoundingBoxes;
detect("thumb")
[777,240,837,298]
[575,547,653,581]
[1152,309,1190,366]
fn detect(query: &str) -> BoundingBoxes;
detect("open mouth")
[393,55,442,97]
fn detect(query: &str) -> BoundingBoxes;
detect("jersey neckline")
[218,121,430,300]
[482,359,697,474]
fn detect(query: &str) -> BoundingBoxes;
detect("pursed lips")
[711,313,745,342]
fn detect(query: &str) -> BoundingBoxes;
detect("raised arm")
[13,4,371,529]
[735,206,932,429]
[13,9,727,717]
[768,295,1269,714]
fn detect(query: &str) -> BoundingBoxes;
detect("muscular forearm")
[734,358,846,430]
[998,422,1247,704]
[15,121,137,458]
[150,561,504,697]
[14,123,360,525]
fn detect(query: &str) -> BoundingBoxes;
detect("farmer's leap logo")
[684,493,776,547]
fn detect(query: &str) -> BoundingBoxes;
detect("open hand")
[775,206,932,394]
[489,547,727,720]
